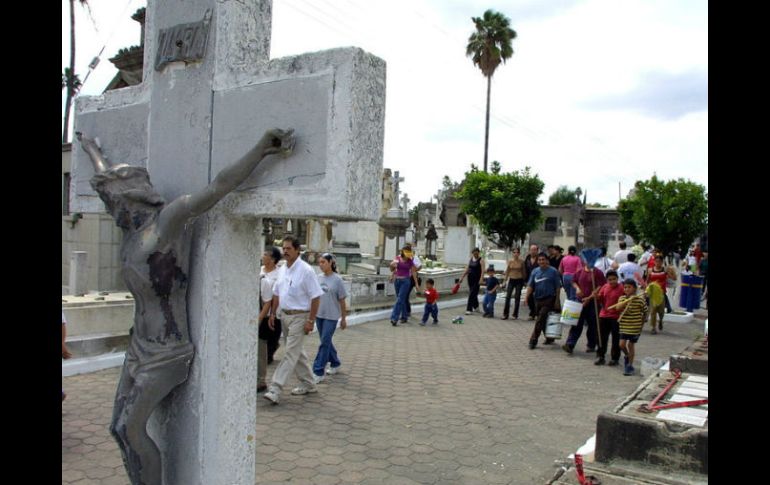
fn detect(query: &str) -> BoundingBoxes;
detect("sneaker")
[512,316,519,320]
[594,357,606,365]
[465,311,472,315]
[391,320,398,326]
[544,338,555,345]
[419,321,427,326]
[528,340,537,350]
[623,365,635,376]
[400,319,408,323]
[263,390,280,404]
[433,320,438,325]
[327,365,340,375]
[501,316,509,320]
[291,385,318,395]
[607,360,619,366]
[561,344,573,354]
[313,374,325,384]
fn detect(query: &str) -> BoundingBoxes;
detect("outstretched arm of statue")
[75,132,112,173]
[160,128,295,236]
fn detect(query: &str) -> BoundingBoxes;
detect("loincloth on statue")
[125,335,195,380]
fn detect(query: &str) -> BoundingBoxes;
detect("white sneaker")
[313,374,325,384]
[465,311,471,315]
[291,385,318,395]
[263,390,279,404]
[327,365,340,375]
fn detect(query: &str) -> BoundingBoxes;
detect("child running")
[420,278,439,325]
[612,279,649,376]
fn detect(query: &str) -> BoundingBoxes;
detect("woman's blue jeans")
[313,317,341,376]
[563,274,577,301]
[390,278,411,322]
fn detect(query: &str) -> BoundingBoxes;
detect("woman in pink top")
[559,245,583,302]
[389,246,421,326]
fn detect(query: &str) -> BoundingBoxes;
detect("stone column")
[69,251,88,296]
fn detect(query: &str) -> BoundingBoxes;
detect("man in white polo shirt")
[264,236,324,404]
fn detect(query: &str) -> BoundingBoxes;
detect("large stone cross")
[71,1,385,484]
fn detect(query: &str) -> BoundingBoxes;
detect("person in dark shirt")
[482,266,500,318]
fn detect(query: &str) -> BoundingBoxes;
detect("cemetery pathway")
[63,304,707,484]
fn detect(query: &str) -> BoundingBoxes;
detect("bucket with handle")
[545,312,563,339]
[560,299,582,326]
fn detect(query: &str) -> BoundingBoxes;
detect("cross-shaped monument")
[70,1,385,484]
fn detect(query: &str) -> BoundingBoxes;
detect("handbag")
[451,283,460,294]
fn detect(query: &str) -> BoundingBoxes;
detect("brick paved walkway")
[63,307,706,484]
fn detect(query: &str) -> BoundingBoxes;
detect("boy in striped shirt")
[613,279,648,376]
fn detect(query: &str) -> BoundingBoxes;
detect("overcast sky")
[63,0,708,208]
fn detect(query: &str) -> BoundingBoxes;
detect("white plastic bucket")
[666,311,694,324]
[560,300,582,326]
[545,312,563,338]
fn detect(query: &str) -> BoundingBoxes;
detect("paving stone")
[63,309,704,484]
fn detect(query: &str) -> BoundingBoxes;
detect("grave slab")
[594,370,708,476]
[669,335,708,375]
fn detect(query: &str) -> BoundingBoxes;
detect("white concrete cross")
[71,1,385,483]
[389,170,405,210]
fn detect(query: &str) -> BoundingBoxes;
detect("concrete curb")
[62,352,126,376]
[62,297,473,375]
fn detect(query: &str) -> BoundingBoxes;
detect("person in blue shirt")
[524,253,563,349]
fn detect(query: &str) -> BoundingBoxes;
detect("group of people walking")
[260,237,705,404]
[455,241,699,376]
[259,236,348,405]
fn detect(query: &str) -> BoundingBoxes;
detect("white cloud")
[64,0,708,209]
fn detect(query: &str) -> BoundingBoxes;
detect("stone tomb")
[593,369,708,480]
[70,1,385,483]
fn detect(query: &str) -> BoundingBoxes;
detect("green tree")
[466,9,517,173]
[442,175,460,193]
[456,165,544,250]
[548,185,580,205]
[617,176,708,256]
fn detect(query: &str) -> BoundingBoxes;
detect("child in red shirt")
[421,278,439,325]
[594,270,625,366]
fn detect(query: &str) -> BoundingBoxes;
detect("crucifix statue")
[77,129,295,485]
[69,1,385,484]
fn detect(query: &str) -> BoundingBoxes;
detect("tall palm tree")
[466,9,516,172]
[63,0,90,144]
